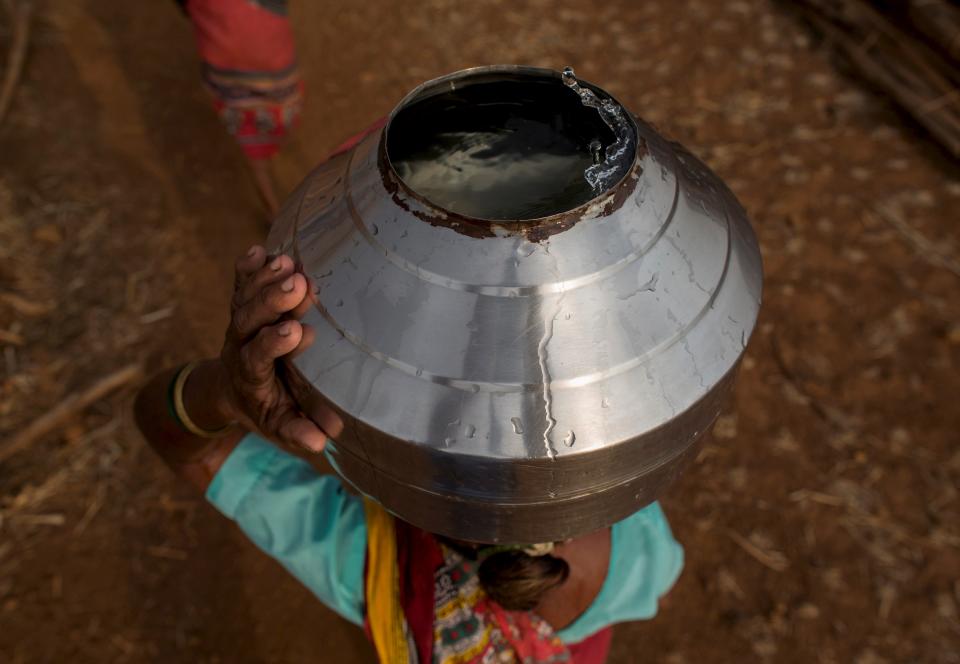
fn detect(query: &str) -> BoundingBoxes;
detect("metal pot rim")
[380,65,643,236]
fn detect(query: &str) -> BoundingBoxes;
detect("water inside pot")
[387,75,635,221]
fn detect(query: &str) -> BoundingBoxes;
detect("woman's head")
[442,539,570,611]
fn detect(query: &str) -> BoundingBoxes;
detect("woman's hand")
[219,245,334,453]
[134,245,339,490]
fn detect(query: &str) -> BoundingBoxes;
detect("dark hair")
[436,538,570,611]
[476,549,569,611]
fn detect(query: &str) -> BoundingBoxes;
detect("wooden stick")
[906,0,960,63]
[0,291,53,317]
[0,363,143,464]
[727,529,790,572]
[0,328,23,345]
[870,203,960,278]
[785,0,960,158]
[0,0,33,127]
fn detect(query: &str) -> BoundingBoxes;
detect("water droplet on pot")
[562,430,576,447]
[589,139,603,165]
[601,397,610,409]
[464,424,476,438]
[515,242,536,258]
[510,417,524,434]
[371,223,379,236]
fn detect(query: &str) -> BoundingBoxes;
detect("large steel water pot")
[266,65,763,543]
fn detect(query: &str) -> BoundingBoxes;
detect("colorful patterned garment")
[364,500,611,664]
[184,0,304,160]
[432,544,573,664]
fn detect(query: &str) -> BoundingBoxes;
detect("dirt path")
[1,0,958,662]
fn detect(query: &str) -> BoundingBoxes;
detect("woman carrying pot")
[135,245,684,663]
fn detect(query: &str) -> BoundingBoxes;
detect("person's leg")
[185,0,304,218]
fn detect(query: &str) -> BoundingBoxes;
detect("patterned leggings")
[182,0,303,160]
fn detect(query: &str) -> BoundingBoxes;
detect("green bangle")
[166,363,187,428]
[166,362,234,438]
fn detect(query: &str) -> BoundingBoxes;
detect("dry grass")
[783,0,960,158]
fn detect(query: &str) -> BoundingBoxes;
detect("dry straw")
[783,0,960,159]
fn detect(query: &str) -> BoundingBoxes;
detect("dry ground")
[1,0,958,662]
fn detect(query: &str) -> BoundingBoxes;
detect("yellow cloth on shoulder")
[364,499,410,664]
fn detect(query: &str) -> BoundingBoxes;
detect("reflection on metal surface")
[268,65,763,543]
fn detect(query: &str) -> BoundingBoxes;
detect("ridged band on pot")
[267,65,763,544]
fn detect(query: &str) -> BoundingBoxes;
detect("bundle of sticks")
[783,0,960,159]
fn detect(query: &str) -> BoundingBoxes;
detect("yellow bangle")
[172,361,235,438]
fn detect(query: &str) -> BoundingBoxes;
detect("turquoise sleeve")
[205,433,367,626]
[556,501,684,644]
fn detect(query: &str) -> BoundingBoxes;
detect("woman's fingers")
[310,403,344,440]
[237,320,303,386]
[288,323,316,359]
[277,414,328,453]
[234,245,267,293]
[290,277,317,320]
[231,273,308,340]
[235,253,296,306]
